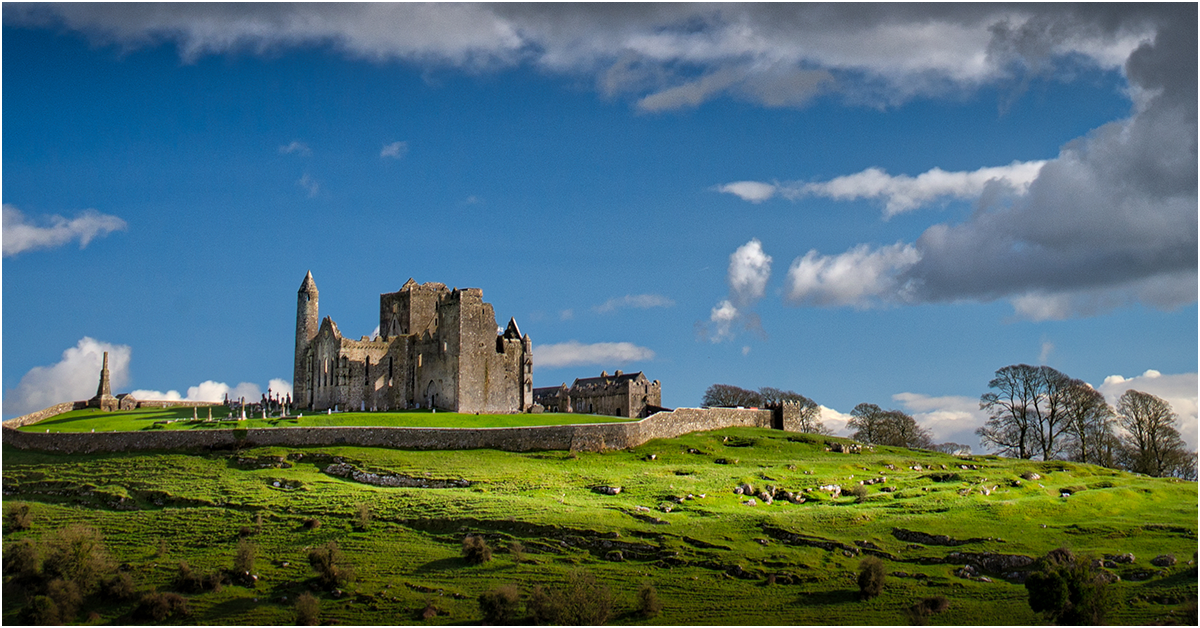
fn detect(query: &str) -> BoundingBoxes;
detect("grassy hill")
[3,426,1196,625]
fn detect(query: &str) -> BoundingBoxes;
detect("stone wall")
[2,402,86,429]
[3,406,776,454]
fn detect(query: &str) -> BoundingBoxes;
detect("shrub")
[508,541,526,564]
[906,596,950,625]
[857,556,886,600]
[846,484,869,503]
[637,582,663,618]
[41,525,114,593]
[478,584,521,625]
[462,535,492,565]
[134,591,190,622]
[1026,548,1112,625]
[295,591,320,626]
[354,503,372,531]
[308,541,355,588]
[302,518,321,530]
[239,526,254,538]
[528,569,612,625]
[234,538,257,575]
[6,502,33,532]
[25,595,60,626]
[255,511,266,534]
[5,538,43,584]
[45,578,82,622]
[102,572,138,602]
[174,560,225,593]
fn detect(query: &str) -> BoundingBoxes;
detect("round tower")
[295,271,319,408]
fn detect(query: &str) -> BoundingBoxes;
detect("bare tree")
[930,442,972,455]
[1062,381,1116,465]
[977,365,1074,460]
[1116,390,1192,478]
[847,403,886,444]
[848,403,931,449]
[702,384,762,408]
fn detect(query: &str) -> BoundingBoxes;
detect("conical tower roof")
[299,270,318,294]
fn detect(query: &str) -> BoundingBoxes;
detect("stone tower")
[88,351,119,411]
[295,271,320,408]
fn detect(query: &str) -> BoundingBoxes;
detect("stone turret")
[296,271,320,408]
[88,351,119,411]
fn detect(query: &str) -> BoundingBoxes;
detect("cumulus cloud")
[594,294,675,314]
[380,141,408,159]
[3,204,128,257]
[4,338,132,417]
[706,239,772,342]
[132,380,263,404]
[715,181,778,203]
[786,243,921,307]
[279,140,311,156]
[2,3,1160,110]
[535,341,655,368]
[1098,370,1197,451]
[893,393,991,452]
[774,8,1196,319]
[819,405,854,436]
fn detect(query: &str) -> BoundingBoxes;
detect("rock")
[745,498,757,506]
[605,550,624,562]
[1104,553,1135,564]
[1151,554,1176,567]
[1022,472,1041,481]
[733,486,744,495]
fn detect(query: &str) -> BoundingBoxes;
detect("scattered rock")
[594,486,622,496]
[1104,553,1135,564]
[745,498,757,506]
[1151,554,1176,567]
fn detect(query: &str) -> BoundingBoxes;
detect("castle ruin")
[294,272,533,413]
[533,370,663,418]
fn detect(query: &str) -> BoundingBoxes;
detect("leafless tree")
[978,365,1074,460]
[1116,390,1192,478]
[848,403,931,449]
[1062,381,1116,465]
[702,384,761,408]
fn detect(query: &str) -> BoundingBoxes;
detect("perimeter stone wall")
[2,406,775,454]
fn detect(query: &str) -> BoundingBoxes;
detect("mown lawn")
[15,407,639,433]
[3,427,1196,625]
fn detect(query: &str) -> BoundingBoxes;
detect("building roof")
[572,370,647,388]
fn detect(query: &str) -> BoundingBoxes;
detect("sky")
[3,3,1196,453]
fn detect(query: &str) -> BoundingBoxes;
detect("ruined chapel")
[294,272,533,413]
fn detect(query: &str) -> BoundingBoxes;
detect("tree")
[1061,381,1116,465]
[1025,548,1111,625]
[848,404,932,449]
[1116,390,1192,478]
[702,384,761,408]
[857,556,886,600]
[930,442,972,455]
[978,365,1074,460]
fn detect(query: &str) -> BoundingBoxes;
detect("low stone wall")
[1,406,776,455]
[2,402,86,429]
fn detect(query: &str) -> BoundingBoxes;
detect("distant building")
[294,272,533,413]
[87,351,139,411]
[533,370,663,418]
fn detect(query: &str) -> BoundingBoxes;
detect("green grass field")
[3,426,1196,625]
[16,407,639,433]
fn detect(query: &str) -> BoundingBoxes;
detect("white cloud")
[4,338,132,417]
[3,204,128,257]
[594,293,675,314]
[1097,370,1197,451]
[819,405,854,436]
[716,180,778,203]
[893,392,990,451]
[791,161,1046,217]
[535,341,655,368]
[279,140,311,156]
[1039,340,1055,364]
[785,242,921,307]
[268,379,293,398]
[298,174,320,197]
[380,140,408,159]
[559,309,574,321]
[706,239,772,343]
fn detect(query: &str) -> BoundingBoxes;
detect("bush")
[308,541,355,588]
[528,569,612,625]
[478,584,521,625]
[846,484,869,503]
[906,596,950,624]
[45,578,82,622]
[234,538,257,575]
[508,541,526,564]
[24,595,60,626]
[354,503,372,531]
[857,556,886,600]
[1026,548,1112,625]
[102,572,138,602]
[302,518,321,530]
[637,582,663,618]
[5,538,43,584]
[6,502,33,532]
[295,591,320,626]
[134,591,190,622]
[174,560,225,593]
[41,525,114,593]
[462,535,492,565]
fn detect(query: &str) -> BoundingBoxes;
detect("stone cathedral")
[294,272,534,413]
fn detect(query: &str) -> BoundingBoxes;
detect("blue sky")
[3,4,1196,452]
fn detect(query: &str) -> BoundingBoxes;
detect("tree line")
[977,364,1195,479]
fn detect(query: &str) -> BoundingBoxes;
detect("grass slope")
[3,427,1196,625]
[17,407,637,433]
